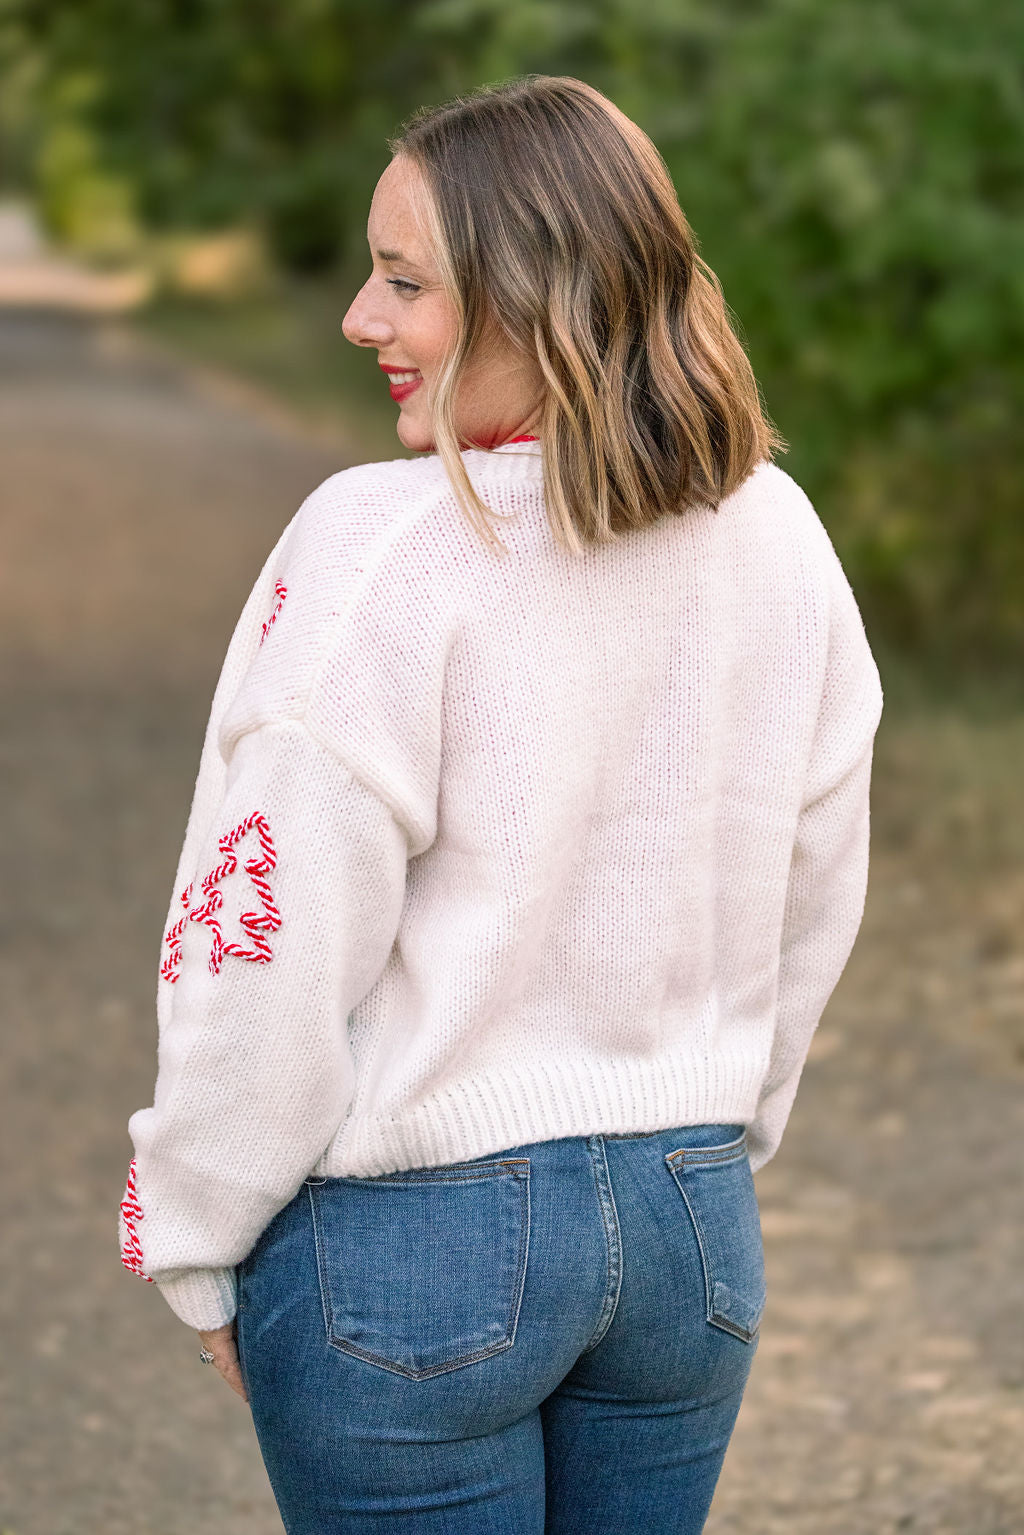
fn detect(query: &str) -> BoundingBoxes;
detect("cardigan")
[119,436,883,1330]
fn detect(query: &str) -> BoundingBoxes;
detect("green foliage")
[30,67,142,258]
[3,0,1022,663]
[644,0,1024,666]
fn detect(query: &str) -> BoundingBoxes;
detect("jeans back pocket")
[307,1157,531,1380]
[665,1129,766,1343]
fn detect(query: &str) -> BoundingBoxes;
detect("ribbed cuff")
[155,1266,238,1330]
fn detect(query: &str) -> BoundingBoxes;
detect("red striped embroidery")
[161,812,281,982]
[120,1157,153,1281]
[259,581,288,646]
[160,879,194,984]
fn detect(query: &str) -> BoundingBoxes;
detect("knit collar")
[460,434,543,480]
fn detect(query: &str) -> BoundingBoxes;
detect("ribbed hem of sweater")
[156,1265,238,1331]
[150,1053,773,1327]
[313,1050,769,1180]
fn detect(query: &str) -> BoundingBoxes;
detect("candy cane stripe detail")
[160,812,281,982]
[160,880,193,983]
[259,581,288,646]
[119,1157,154,1281]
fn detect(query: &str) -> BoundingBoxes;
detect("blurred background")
[0,3,1022,1532]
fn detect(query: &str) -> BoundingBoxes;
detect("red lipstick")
[379,363,423,403]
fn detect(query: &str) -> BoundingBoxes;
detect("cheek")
[411,298,458,375]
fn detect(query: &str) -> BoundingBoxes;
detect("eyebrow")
[372,245,431,277]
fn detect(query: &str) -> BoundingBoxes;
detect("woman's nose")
[342,282,392,348]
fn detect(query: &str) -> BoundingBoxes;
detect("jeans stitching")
[307,1182,334,1343]
[330,1333,515,1380]
[505,1162,531,1349]
[665,1130,748,1170]
[580,1135,623,1354]
[309,1163,532,1380]
[664,1152,762,1344]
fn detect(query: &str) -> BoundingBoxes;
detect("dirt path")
[1,308,1021,1535]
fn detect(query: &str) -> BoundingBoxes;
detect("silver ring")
[199,1346,216,1365]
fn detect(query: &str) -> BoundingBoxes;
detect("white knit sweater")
[119,438,883,1330]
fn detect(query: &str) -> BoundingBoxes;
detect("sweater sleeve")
[746,554,884,1175]
[120,716,409,1329]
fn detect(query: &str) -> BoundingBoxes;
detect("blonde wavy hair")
[389,74,785,555]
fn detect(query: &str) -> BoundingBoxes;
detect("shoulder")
[264,455,446,614]
[724,459,825,533]
[289,454,451,545]
[711,459,879,690]
[739,464,878,692]
[275,451,459,614]
[722,458,853,582]
[216,455,455,755]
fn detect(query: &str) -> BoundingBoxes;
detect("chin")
[397,414,435,454]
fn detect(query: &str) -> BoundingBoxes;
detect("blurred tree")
[645,0,1024,662]
[0,0,42,188]
[14,0,446,268]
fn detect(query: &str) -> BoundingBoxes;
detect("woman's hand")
[197,1319,249,1403]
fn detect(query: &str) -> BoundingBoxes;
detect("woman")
[120,75,882,1533]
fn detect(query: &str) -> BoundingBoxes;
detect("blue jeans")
[235,1122,765,1533]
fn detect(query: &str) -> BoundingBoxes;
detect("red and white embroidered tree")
[160,811,281,982]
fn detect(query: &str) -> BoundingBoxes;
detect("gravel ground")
[1,309,1021,1535]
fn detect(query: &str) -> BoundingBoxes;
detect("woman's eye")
[387,279,420,295]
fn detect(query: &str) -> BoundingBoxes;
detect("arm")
[120,716,408,1329]
[746,562,883,1175]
